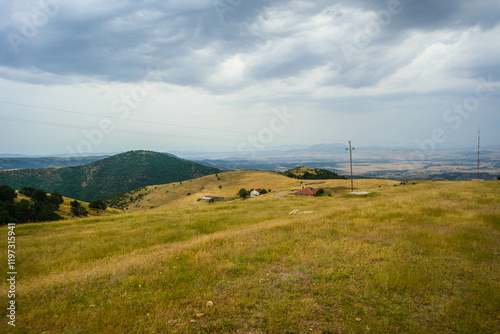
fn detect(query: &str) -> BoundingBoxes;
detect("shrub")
[89,199,107,211]
[315,188,325,197]
[70,200,88,217]
[238,189,250,199]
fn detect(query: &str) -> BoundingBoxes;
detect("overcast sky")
[0,0,499,156]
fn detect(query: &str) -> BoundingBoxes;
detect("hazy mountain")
[305,143,348,152]
[0,156,109,171]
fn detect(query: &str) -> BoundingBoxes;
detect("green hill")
[280,166,346,180]
[0,150,220,202]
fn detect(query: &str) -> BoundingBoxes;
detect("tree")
[0,185,17,202]
[31,189,48,203]
[48,191,64,210]
[36,204,62,222]
[89,199,107,211]
[315,188,325,197]
[302,171,313,179]
[238,189,250,199]
[260,189,267,194]
[0,210,16,224]
[0,200,16,218]
[20,187,36,197]
[15,199,33,223]
[70,200,88,217]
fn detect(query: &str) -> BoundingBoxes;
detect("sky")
[0,0,499,156]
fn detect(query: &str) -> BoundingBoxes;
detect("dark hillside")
[0,151,221,202]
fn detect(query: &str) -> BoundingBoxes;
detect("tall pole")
[348,141,354,192]
[477,127,480,179]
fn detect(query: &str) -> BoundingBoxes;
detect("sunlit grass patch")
[480,210,500,229]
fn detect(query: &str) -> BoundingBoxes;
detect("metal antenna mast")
[477,127,480,179]
[346,141,355,192]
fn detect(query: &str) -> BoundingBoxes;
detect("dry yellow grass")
[58,197,121,218]
[117,170,398,211]
[0,174,498,333]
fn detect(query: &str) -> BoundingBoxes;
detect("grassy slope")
[112,170,376,211]
[282,166,320,177]
[56,196,121,219]
[1,175,499,333]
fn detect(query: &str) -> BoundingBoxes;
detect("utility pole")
[346,141,355,192]
[477,127,480,179]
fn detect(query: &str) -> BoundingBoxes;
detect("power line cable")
[0,100,329,142]
[0,116,233,144]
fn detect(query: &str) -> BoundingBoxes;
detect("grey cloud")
[0,0,499,94]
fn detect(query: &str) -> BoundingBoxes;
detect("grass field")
[1,173,499,333]
[111,171,393,211]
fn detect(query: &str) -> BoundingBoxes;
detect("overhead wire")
[0,100,331,142]
[0,116,232,144]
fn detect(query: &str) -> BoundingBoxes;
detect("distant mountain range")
[0,156,109,171]
[1,144,498,183]
[0,151,220,202]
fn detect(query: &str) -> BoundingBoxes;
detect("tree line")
[0,185,108,225]
[0,185,63,224]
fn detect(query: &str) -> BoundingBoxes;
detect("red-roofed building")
[202,196,215,200]
[295,187,318,197]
